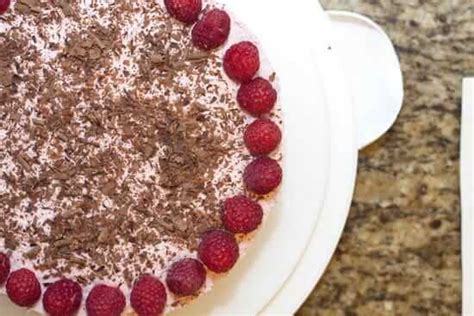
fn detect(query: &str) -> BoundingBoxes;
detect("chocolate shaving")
[25,246,41,259]
[17,155,31,172]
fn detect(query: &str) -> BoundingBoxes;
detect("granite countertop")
[298,1,473,315]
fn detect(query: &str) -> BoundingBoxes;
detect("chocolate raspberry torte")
[0,0,282,314]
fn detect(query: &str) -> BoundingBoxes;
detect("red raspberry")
[198,230,239,273]
[0,0,10,15]
[224,41,260,83]
[192,9,231,51]
[222,195,263,234]
[43,278,82,316]
[166,258,206,296]
[6,268,41,307]
[0,253,10,284]
[237,78,277,116]
[86,284,126,316]
[130,275,167,316]
[244,119,282,155]
[244,157,282,195]
[164,0,202,25]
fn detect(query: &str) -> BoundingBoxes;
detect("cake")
[0,0,283,315]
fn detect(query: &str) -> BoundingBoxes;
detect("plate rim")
[262,6,359,314]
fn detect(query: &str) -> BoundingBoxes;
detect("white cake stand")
[0,1,357,315]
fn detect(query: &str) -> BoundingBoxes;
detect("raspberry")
[86,284,126,316]
[244,157,282,195]
[6,268,41,307]
[43,278,82,316]
[0,0,10,15]
[222,195,263,234]
[164,0,202,25]
[192,9,231,51]
[0,253,10,284]
[198,230,239,273]
[223,41,260,83]
[244,119,282,155]
[166,258,206,296]
[130,275,167,316]
[237,78,277,116]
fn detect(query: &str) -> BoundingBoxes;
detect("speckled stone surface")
[297,1,473,315]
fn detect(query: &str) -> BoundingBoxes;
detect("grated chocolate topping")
[0,0,262,288]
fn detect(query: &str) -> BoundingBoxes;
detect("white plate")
[327,11,403,149]
[264,8,409,313]
[0,1,352,315]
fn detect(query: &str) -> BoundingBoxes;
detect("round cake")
[0,0,282,315]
